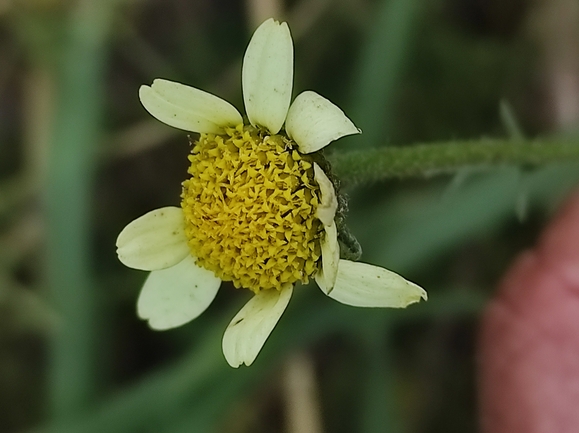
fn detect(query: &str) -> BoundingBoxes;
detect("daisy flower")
[116,18,427,368]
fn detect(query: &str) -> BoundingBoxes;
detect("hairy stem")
[330,138,579,185]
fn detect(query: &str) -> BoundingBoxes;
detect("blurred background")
[1,0,579,432]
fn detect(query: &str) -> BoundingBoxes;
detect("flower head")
[116,18,427,368]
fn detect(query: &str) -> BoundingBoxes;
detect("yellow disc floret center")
[181,124,322,293]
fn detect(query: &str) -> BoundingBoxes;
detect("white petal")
[242,18,293,134]
[313,163,338,226]
[139,79,242,134]
[222,285,293,368]
[315,221,340,294]
[116,207,189,271]
[326,260,427,308]
[137,255,221,330]
[286,91,361,153]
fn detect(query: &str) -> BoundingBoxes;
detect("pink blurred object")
[479,190,579,433]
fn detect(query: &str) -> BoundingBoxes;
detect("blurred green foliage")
[0,0,578,432]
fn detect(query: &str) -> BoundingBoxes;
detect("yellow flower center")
[181,124,322,293]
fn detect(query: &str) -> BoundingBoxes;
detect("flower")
[116,18,427,368]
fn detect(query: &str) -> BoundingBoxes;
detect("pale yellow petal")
[222,285,293,367]
[313,163,338,226]
[315,221,340,294]
[137,255,221,330]
[286,91,361,153]
[116,207,189,271]
[242,18,293,134]
[326,260,427,308]
[139,79,242,134]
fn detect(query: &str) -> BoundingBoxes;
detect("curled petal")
[242,18,293,134]
[313,163,338,226]
[315,221,340,294]
[116,207,189,271]
[326,260,427,308]
[139,79,242,134]
[286,91,361,154]
[137,255,221,330]
[222,285,293,367]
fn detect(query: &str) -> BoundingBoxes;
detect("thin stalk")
[330,138,579,185]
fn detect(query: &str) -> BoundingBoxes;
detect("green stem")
[46,0,117,422]
[330,138,579,185]
[349,0,420,148]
